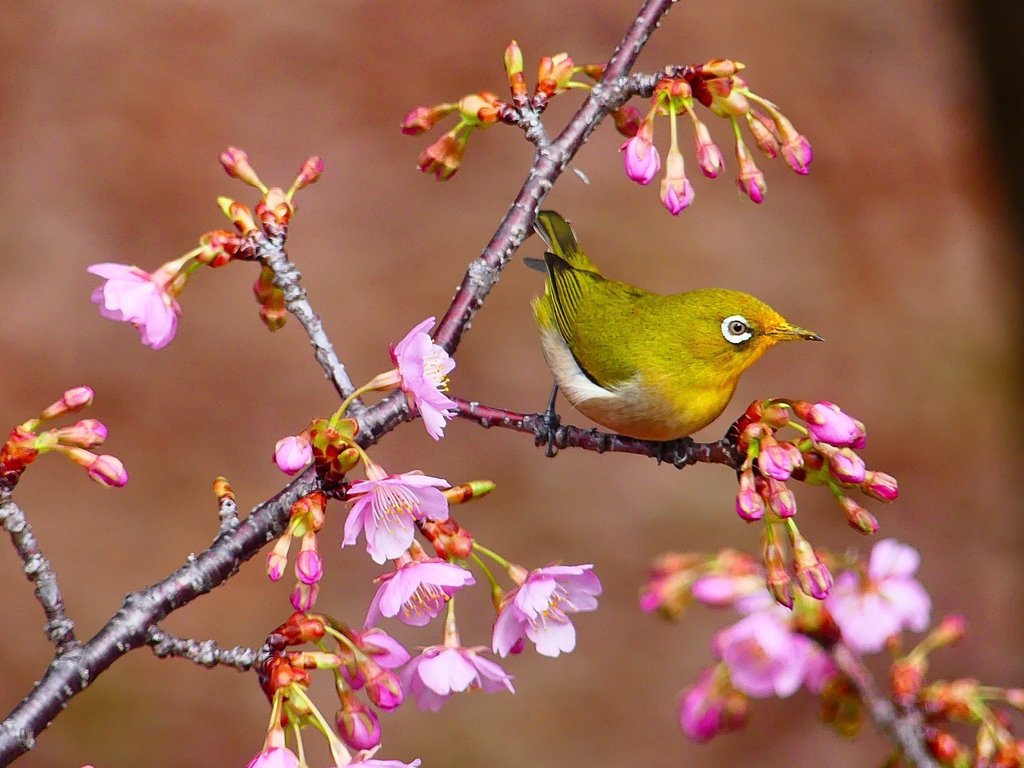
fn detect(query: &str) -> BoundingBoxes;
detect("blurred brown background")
[0,1,1021,766]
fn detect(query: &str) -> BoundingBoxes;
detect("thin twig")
[451,396,744,469]
[833,643,939,768]
[0,493,77,652]
[252,229,364,412]
[147,628,259,672]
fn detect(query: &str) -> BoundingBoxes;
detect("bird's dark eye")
[722,315,753,344]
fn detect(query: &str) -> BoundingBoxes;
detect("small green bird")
[529,211,821,442]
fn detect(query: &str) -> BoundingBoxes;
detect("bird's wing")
[534,211,599,273]
[542,252,605,350]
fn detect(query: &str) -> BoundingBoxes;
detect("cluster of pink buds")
[644,540,949,747]
[403,41,599,180]
[0,387,127,489]
[728,398,898,606]
[616,59,812,214]
[251,613,420,768]
[266,492,327,611]
[87,149,323,346]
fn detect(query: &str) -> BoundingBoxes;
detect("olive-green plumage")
[531,211,821,441]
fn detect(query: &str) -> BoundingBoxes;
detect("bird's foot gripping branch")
[0,1,1016,767]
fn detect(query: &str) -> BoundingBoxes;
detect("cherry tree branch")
[0,492,77,652]
[451,396,744,469]
[254,229,364,412]
[832,644,939,768]
[147,628,260,672]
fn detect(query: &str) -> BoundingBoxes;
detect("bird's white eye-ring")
[722,315,753,344]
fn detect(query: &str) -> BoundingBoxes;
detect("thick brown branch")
[451,397,743,469]
[0,493,77,652]
[833,644,939,768]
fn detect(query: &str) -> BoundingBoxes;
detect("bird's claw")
[543,383,561,458]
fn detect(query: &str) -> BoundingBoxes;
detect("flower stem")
[472,542,512,569]
[471,552,501,591]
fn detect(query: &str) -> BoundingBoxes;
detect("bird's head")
[681,288,822,380]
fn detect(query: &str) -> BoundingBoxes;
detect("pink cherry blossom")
[713,611,813,698]
[492,564,601,658]
[88,263,181,349]
[802,401,866,448]
[390,318,457,440]
[274,435,312,475]
[343,466,449,564]
[620,135,661,185]
[247,747,300,768]
[825,539,931,654]
[364,560,475,627]
[401,645,514,712]
[349,627,411,669]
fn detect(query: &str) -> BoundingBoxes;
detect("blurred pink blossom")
[826,539,931,654]
[713,611,812,698]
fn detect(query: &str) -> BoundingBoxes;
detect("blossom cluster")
[246,319,603,766]
[727,398,899,607]
[642,540,1024,766]
[87,148,323,349]
[619,60,811,214]
[0,386,127,489]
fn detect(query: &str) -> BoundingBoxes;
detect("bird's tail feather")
[533,211,598,273]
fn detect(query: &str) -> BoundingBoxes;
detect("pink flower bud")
[679,669,726,743]
[274,435,312,475]
[764,479,797,518]
[337,694,381,751]
[692,119,724,178]
[620,133,662,186]
[55,419,108,449]
[791,535,832,599]
[295,548,323,586]
[757,440,802,481]
[746,111,780,158]
[402,104,455,135]
[87,454,128,487]
[827,447,867,484]
[289,581,319,612]
[735,140,766,203]
[660,147,695,215]
[839,495,877,534]
[612,105,643,138]
[796,400,866,448]
[735,470,764,521]
[784,136,813,174]
[861,471,899,502]
[39,386,95,421]
[364,664,404,711]
[763,542,792,608]
[219,147,266,191]
[417,129,468,181]
[290,156,324,193]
